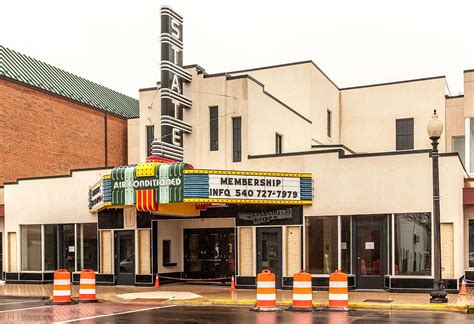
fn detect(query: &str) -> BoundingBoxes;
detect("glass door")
[115,231,135,285]
[183,228,235,279]
[256,227,282,288]
[354,216,387,289]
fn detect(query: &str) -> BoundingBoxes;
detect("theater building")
[3,7,474,292]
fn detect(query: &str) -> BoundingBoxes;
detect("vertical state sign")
[152,6,192,161]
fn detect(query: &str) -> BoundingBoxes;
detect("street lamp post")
[427,109,448,304]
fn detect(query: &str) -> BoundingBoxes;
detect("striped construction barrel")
[252,270,281,312]
[328,270,349,310]
[287,270,313,311]
[52,269,71,304]
[78,269,97,302]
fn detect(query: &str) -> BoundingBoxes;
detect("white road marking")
[54,304,177,323]
[0,300,45,306]
[0,304,53,313]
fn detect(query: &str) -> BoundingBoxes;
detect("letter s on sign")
[171,19,181,39]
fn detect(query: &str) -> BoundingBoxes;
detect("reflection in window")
[394,213,431,275]
[452,136,465,167]
[77,223,98,271]
[58,224,75,272]
[469,220,474,268]
[341,216,351,273]
[44,225,58,271]
[306,217,338,274]
[21,225,42,271]
[471,119,474,172]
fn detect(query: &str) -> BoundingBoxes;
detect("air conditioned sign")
[151,6,192,161]
[183,170,313,204]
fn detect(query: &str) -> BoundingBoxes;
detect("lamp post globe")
[427,109,444,140]
[428,109,448,304]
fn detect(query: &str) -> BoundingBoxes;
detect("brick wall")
[441,223,454,279]
[0,78,128,186]
[238,227,253,276]
[286,226,301,276]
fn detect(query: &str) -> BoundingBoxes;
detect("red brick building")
[0,45,139,216]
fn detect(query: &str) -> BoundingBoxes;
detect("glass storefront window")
[452,136,465,167]
[306,217,338,274]
[341,216,351,273]
[21,225,42,271]
[394,213,431,275]
[77,223,98,271]
[58,224,75,272]
[470,119,474,172]
[44,225,58,270]
[469,220,474,268]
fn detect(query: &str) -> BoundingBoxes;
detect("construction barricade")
[287,270,314,312]
[252,269,281,312]
[328,270,351,311]
[78,269,97,302]
[52,269,72,304]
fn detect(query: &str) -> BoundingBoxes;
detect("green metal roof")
[0,45,139,118]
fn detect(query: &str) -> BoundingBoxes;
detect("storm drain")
[363,299,394,303]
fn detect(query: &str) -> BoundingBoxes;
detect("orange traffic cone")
[231,275,236,290]
[459,278,468,295]
[155,274,160,288]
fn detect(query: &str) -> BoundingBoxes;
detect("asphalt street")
[0,299,473,323]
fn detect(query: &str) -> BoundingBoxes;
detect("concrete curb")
[163,298,471,313]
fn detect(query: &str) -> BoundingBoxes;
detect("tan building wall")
[445,97,465,152]
[464,71,474,118]
[3,168,108,272]
[230,62,340,145]
[128,118,140,164]
[138,88,160,162]
[341,78,447,153]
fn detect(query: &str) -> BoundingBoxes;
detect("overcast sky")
[2,0,473,98]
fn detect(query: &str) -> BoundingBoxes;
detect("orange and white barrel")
[53,269,71,304]
[78,269,97,302]
[328,270,349,310]
[288,270,313,311]
[253,270,280,312]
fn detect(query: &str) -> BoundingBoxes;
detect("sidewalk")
[0,283,472,313]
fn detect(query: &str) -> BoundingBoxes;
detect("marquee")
[88,163,313,214]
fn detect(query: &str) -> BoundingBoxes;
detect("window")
[327,109,332,138]
[306,217,338,274]
[21,225,42,271]
[469,220,474,268]
[470,119,474,172]
[163,240,171,265]
[210,106,219,151]
[452,136,465,167]
[396,118,414,150]
[394,213,431,275]
[275,133,283,154]
[340,216,351,273]
[146,125,154,156]
[232,117,242,162]
[77,223,98,271]
[44,225,58,271]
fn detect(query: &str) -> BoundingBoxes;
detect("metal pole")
[430,137,448,303]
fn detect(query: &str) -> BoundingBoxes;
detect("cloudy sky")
[2,0,473,98]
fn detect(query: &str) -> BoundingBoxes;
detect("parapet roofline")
[178,61,451,93]
[340,75,446,91]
